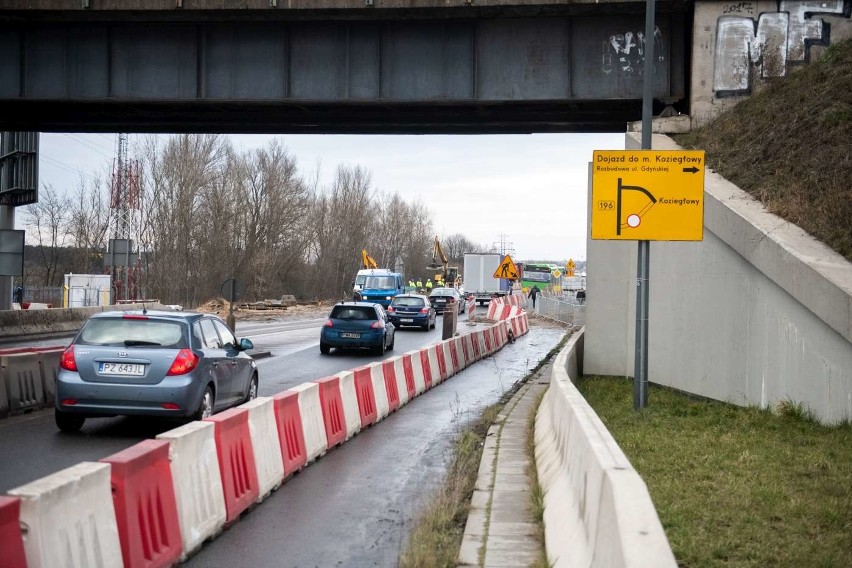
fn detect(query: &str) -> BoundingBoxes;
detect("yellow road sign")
[566,259,575,269]
[552,270,561,278]
[493,255,519,279]
[591,150,705,241]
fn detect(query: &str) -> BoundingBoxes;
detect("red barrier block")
[447,340,460,374]
[435,344,448,381]
[461,335,473,364]
[353,365,378,428]
[418,351,433,389]
[204,408,260,524]
[483,329,493,355]
[471,332,482,360]
[314,376,346,449]
[101,439,182,568]
[381,361,400,413]
[0,496,26,568]
[401,355,417,398]
[272,391,307,477]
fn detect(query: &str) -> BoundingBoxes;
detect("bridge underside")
[0,3,688,133]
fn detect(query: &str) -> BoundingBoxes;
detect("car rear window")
[77,318,187,347]
[392,297,425,308]
[430,289,455,297]
[330,306,378,320]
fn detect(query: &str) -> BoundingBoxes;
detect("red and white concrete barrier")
[0,496,26,568]
[239,397,285,501]
[334,370,362,440]
[383,356,410,407]
[288,382,328,464]
[314,376,348,448]
[403,351,427,396]
[272,391,308,476]
[156,420,226,560]
[8,462,124,568]
[101,439,182,568]
[204,408,260,524]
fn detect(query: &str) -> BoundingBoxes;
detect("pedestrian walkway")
[459,359,554,567]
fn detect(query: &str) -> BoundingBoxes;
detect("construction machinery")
[427,236,459,285]
[361,249,378,269]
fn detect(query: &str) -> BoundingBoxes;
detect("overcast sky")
[26,132,626,262]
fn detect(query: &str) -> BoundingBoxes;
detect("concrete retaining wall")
[584,133,852,424]
[0,303,169,340]
[535,329,676,568]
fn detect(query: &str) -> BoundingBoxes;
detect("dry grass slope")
[675,38,852,261]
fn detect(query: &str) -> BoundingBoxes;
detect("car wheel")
[375,335,387,356]
[55,409,85,433]
[194,386,215,420]
[320,342,331,354]
[388,333,395,351]
[243,374,258,404]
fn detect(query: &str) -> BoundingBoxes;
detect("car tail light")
[61,398,77,406]
[161,402,181,411]
[370,321,384,329]
[123,314,148,320]
[167,349,199,376]
[324,319,334,327]
[59,345,77,372]
[420,308,429,314]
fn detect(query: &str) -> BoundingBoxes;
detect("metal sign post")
[636,0,656,409]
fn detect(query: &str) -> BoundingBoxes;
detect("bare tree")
[24,184,72,286]
[67,175,111,274]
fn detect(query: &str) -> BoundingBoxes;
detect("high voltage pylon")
[108,133,142,302]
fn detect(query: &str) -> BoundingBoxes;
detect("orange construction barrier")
[400,354,419,397]
[204,409,260,524]
[352,365,378,428]
[445,339,461,375]
[272,391,307,477]
[101,439,182,568]
[483,327,494,354]
[0,496,26,568]
[314,376,347,448]
[380,360,400,413]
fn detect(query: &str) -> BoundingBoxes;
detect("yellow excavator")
[361,249,378,269]
[427,236,459,286]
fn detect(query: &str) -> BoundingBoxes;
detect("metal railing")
[534,294,585,327]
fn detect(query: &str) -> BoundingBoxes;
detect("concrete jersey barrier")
[534,329,677,568]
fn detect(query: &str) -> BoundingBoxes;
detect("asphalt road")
[0,313,566,567]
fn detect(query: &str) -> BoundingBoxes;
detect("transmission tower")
[108,134,142,302]
[493,233,515,257]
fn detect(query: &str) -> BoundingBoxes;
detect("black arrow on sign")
[683,166,700,174]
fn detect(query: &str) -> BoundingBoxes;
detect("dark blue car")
[387,294,436,331]
[320,302,395,355]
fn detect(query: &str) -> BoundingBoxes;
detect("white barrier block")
[405,351,427,395]
[156,421,226,560]
[9,462,123,568]
[238,397,284,501]
[334,370,362,440]
[475,330,488,357]
[387,356,410,406]
[289,382,327,463]
[368,362,390,421]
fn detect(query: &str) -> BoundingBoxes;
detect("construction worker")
[425,279,433,292]
[408,279,415,290]
[416,278,423,292]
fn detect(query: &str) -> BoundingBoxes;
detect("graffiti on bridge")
[714,1,851,96]
[602,26,665,76]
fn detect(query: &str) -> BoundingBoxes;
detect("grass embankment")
[579,376,852,568]
[674,38,852,261]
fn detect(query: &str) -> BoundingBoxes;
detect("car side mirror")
[239,338,254,351]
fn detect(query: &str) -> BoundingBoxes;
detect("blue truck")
[359,273,405,307]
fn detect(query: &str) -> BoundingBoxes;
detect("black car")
[387,294,436,330]
[428,287,464,315]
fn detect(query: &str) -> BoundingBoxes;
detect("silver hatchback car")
[55,310,257,432]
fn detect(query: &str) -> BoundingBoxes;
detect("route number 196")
[597,200,615,211]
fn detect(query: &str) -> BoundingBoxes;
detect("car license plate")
[99,362,145,376]
[341,332,361,339]
[401,318,414,323]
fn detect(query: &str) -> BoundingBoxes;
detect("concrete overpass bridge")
[0,0,690,133]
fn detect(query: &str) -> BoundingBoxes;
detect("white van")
[353,268,391,299]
